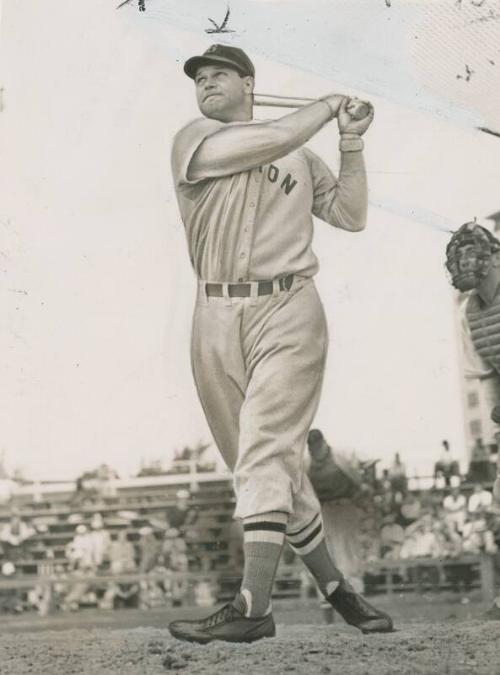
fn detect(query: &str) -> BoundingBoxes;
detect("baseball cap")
[184,44,255,80]
[307,429,324,445]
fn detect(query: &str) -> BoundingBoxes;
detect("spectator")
[99,580,139,610]
[65,524,94,571]
[467,438,492,484]
[432,514,462,558]
[398,491,422,527]
[71,475,96,509]
[63,525,97,612]
[193,580,217,607]
[88,513,111,569]
[108,530,136,574]
[379,514,404,560]
[468,484,493,515]
[378,468,392,494]
[434,440,460,488]
[462,512,498,555]
[162,528,189,573]
[162,528,189,606]
[442,487,467,534]
[0,511,35,561]
[138,526,159,573]
[95,464,119,501]
[167,490,198,535]
[400,514,441,559]
[376,469,394,513]
[388,453,407,495]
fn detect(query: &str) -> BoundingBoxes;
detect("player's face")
[447,243,486,291]
[194,65,253,122]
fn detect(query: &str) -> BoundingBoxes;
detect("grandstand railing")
[364,553,496,601]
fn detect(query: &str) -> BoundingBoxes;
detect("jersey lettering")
[268,164,279,183]
[280,174,298,195]
[258,165,298,195]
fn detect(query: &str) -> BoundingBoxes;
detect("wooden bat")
[253,93,370,120]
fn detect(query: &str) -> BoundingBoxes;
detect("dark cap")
[184,44,255,80]
[307,429,324,446]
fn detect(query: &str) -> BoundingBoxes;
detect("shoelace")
[202,604,237,629]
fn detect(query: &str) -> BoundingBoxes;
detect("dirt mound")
[0,620,498,675]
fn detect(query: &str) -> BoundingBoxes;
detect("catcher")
[445,220,500,620]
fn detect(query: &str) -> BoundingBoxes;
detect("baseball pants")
[191,275,327,533]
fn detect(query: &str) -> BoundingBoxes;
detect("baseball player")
[306,429,369,590]
[306,429,376,623]
[445,221,500,620]
[169,44,393,643]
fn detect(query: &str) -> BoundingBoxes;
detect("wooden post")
[479,553,495,602]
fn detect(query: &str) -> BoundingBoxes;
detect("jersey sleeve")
[302,147,367,231]
[302,148,339,221]
[171,117,225,187]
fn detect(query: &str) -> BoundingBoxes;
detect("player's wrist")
[339,135,364,152]
[319,95,343,120]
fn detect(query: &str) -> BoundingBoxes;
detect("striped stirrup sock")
[287,513,343,597]
[235,512,288,618]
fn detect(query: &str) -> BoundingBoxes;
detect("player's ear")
[243,76,254,95]
[492,252,500,268]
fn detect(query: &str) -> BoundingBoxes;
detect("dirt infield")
[0,608,499,675]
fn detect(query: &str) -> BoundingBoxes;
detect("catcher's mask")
[445,221,500,291]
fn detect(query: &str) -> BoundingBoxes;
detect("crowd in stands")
[0,439,498,615]
[0,484,237,615]
[372,441,500,565]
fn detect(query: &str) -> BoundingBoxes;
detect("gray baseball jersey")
[171,117,363,282]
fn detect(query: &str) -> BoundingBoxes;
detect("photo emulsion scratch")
[0,1,499,672]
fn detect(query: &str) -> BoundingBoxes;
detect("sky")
[1,0,499,481]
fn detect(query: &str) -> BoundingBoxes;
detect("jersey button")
[240,252,246,259]
[249,202,255,208]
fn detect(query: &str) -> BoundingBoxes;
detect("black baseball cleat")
[327,581,394,634]
[168,602,276,644]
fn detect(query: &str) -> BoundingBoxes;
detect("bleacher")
[0,472,237,577]
[0,470,497,612]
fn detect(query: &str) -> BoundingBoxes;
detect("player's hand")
[337,97,374,136]
[321,94,345,118]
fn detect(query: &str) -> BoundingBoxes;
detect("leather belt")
[205,274,294,298]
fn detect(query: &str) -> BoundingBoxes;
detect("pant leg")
[190,289,246,472]
[191,278,327,532]
[235,278,327,530]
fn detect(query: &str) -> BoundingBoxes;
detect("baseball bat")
[253,93,370,120]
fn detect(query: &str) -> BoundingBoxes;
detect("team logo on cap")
[206,45,220,53]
